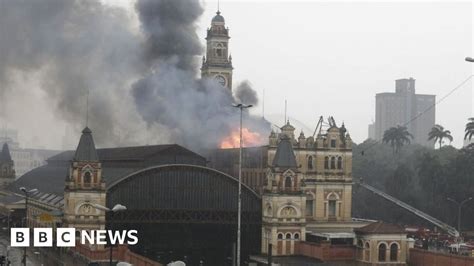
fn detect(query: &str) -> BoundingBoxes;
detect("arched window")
[294,233,300,240]
[337,157,343,169]
[83,172,91,186]
[215,43,224,57]
[307,156,313,170]
[364,242,370,261]
[378,243,387,262]
[324,156,329,169]
[390,243,398,261]
[357,240,364,260]
[327,193,338,217]
[285,233,292,240]
[277,233,283,240]
[266,205,272,216]
[284,176,292,189]
[330,157,336,169]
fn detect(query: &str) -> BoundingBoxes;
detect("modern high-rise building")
[374,78,435,147]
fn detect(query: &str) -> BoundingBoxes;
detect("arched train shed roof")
[107,164,261,213]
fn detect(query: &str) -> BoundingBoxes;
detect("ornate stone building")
[201,10,233,90]
[63,127,106,237]
[262,119,355,255]
[0,143,15,188]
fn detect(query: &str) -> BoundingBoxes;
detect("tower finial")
[217,0,220,14]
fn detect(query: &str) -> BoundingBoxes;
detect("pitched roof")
[9,143,207,197]
[0,143,12,161]
[355,221,406,234]
[73,127,99,161]
[272,135,297,168]
[49,144,204,163]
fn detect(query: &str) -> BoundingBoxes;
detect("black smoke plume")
[0,0,270,151]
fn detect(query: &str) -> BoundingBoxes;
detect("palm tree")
[465,117,474,141]
[383,125,413,154]
[428,124,453,149]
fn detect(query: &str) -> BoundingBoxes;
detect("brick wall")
[409,248,474,266]
[73,243,161,266]
[294,241,355,261]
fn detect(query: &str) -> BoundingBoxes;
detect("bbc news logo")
[11,228,138,247]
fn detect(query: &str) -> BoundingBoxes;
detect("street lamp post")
[232,103,253,266]
[92,203,127,266]
[20,187,38,266]
[447,197,472,236]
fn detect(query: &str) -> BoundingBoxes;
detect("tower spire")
[86,88,89,127]
[217,0,220,13]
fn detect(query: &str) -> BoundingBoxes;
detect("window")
[285,233,292,240]
[277,233,283,240]
[215,43,224,57]
[331,139,336,148]
[306,199,314,217]
[284,176,292,189]
[378,243,387,262]
[83,172,92,186]
[266,205,272,216]
[307,156,313,170]
[337,157,343,169]
[328,200,336,216]
[294,233,300,240]
[390,243,398,261]
[324,156,329,169]
[330,157,336,169]
[364,242,370,261]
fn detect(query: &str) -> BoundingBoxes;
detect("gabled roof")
[0,143,12,161]
[49,144,205,163]
[73,127,99,162]
[355,221,405,234]
[272,135,297,168]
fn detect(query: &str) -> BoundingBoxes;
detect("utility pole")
[232,103,252,266]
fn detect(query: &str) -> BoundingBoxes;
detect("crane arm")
[357,181,459,238]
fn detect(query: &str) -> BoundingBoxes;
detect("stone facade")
[201,10,233,90]
[262,119,354,256]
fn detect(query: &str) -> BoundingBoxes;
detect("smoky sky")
[0,0,269,151]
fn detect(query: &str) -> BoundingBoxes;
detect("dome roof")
[212,11,225,23]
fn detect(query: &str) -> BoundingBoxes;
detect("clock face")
[214,75,226,87]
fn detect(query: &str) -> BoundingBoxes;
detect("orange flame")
[220,128,264,149]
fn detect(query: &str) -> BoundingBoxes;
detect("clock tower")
[201,10,233,90]
[63,127,106,238]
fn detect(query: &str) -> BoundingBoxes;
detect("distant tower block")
[201,9,233,90]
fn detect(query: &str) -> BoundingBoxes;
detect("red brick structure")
[73,243,161,266]
[294,241,355,261]
[409,248,474,266]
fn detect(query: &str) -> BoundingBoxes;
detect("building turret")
[280,120,296,141]
[262,135,306,255]
[63,127,106,238]
[0,143,15,187]
[269,130,278,147]
[298,131,306,148]
[201,10,233,90]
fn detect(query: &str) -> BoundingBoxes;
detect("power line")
[361,74,474,155]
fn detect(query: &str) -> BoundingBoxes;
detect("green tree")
[465,117,474,140]
[383,126,413,154]
[428,124,453,149]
